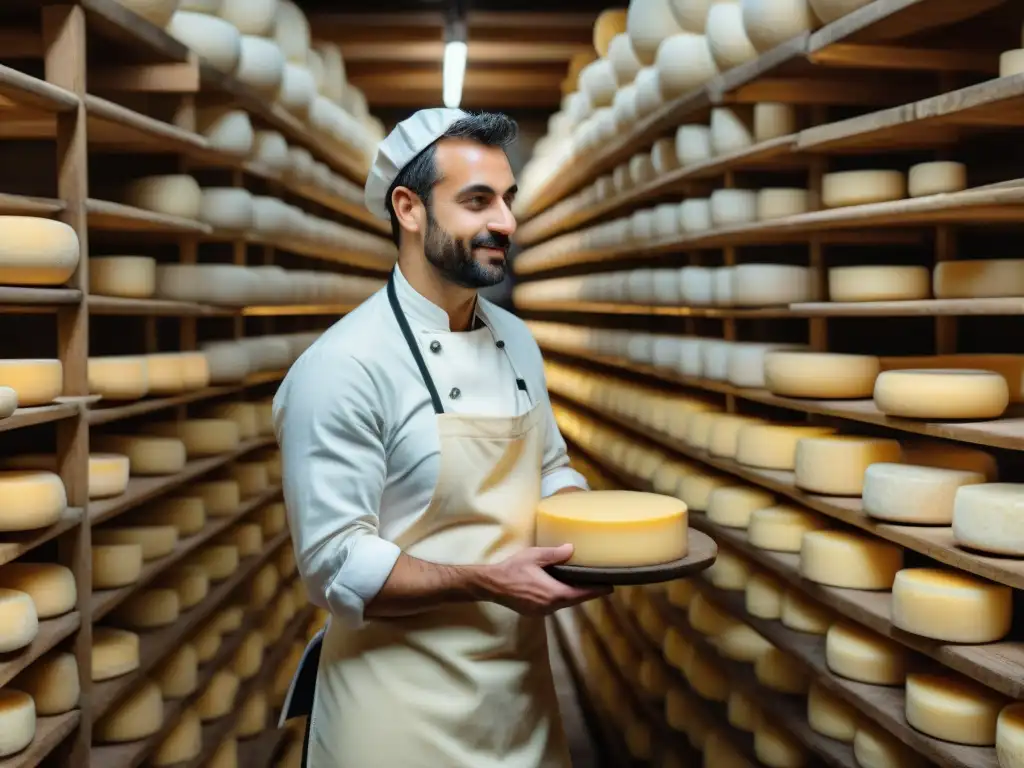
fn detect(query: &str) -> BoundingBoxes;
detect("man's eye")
[467,197,487,207]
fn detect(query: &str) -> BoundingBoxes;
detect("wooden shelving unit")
[0,2,378,765]
[515,0,1024,766]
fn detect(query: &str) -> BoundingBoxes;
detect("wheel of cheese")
[728,689,758,731]
[863,463,984,524]
[675,125,712,167]
[746,571,784,618]
[627,0,684,65]
[14,651,79,715]
[196,108,253,156]
[808,681,857,742]
[1001,49,1024,77]
[192,545,240,581]
[89,256,156,298]
[656,33,718,97]
[998,704,1024,768]
[714,623,772,663]
[88,356,149,401]
[146,418,240,456]
[822,169,906,208]
[94,525,178,560]
[0,589,37,653]
[686,647,730,701]
[199,188,253,230]
[907,161,967,198]
[252,132,290,174]
[92,544,143,589]
[91,628,140,682]
[796,435,902,496]
[757,188,810,219]
[735,424,835,470]
[906,673,1006,746]
[0,562,75,618]
[755,718,807,767]
[826,622,905,684]
[781,590,833,634]
[0,470,66,531]
[152,708,202,766]
[111,588,180,629]
[157,565,208,610]
[198,669,241,720]
[256,501,286,535]
[706,485,774,528]
[892,568,1012,643]
[709,188,757,226]
[756,647,809,695]
[726,342,799,388]
[741,0,817,52]
[873,369,1009,420]
[0,689,35,758]
[808,0,873,23]
[710,106,754,154]
[118,0,179,27]
[0,387,15,419]
[634,66,665,116]
[688,592,736,636]
[764,351,880,398]
[827,264,930,302]
[608,34,642,87]
[579,59,618,108]
[953,483,1024,556]
[854,722,926,768]
[95,680,163,743]
[0,359,62,407]
[165,11,241,73]
[0,217,79,286]
[933,259,1024,299]
[219,0,277,35]
[705,548,754,590]
[708,414,765,457]
[535,490,687,567]
[179,353,209,390]
[91,435,186,476]
[706,1,758,70]
[594,10,628,57]
[277,63,317,116]
[801,530,903,589]
[732,264,813,305]
[754,102,797,140]
[124,175,202,219]
[748,505,827,552]
[274,0,310,62]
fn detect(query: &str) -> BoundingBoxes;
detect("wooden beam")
[364,88,560,108]
[808,43,1000,73]
[352,69,562,92]
[339,40,591,63]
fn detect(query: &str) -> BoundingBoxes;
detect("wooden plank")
[0,404,79,434]
[807,43,1001,73]
[85,94,207,153]
[78,0,190,62]
[699,586,999,768]
[87,296,231,316]
[86,199,212,235]
[0,711,81,768]
[92,485,282,620]
[89,436,275,524]
[0,63,78,113]
[236,728,289,768]
[0,195,66,216]
[787,297,1024,316]
[241,304,358,317]
[518,302,793,319]
[0,507,84,567]
[87,384,247,426]
[808,0,1008,48]
[0,612,81,688]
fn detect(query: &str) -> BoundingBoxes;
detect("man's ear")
[391,187,426,238]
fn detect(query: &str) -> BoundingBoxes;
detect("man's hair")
[384,111,518,246]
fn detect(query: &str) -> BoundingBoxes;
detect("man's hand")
[477,543,611,616]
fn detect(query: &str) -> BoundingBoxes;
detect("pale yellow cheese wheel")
[0,359,63,406]
[0,217,80,286]
[873,369,1009,420]
[91,628,140,682]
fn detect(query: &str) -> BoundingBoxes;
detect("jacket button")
[495,340,505,349]
[429,340,442,353]
[449,387,461,400]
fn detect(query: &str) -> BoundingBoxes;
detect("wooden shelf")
[696,586,999,768]
[235,728,289,768]
[520,302,796,319]
[90,530,290,722]
[0,711,81,768]
[0,194,66,216]
[241,303,358,317]
[85,199,211,235]
[87,296,230,317]
[0,507,84,567]
[0,612,81,689]
[89,437,275,524]
[0,63,78,113]
[0,404,80,434]
[91,486,282,620]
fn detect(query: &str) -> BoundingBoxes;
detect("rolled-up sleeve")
[273,352,401,629]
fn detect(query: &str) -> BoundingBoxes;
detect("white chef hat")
[364,107,469,221]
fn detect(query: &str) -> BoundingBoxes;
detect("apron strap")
[387,271,445,415]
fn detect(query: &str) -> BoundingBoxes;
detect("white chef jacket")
[273,264,589,629]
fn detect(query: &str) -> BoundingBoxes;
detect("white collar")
[392,263,488,333]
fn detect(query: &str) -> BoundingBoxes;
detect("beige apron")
[306,274,571,768]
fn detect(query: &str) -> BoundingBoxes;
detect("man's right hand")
[477,543,612,616]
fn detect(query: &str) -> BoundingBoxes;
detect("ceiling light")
[443,4,467,108]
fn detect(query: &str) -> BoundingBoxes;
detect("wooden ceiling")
[297,1,620,110]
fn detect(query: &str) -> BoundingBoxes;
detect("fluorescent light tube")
[443,40,468,108]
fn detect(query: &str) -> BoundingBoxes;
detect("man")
[273,108,608,768]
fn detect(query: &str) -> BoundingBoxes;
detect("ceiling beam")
[351,68,561,91]
[339,40,591,63]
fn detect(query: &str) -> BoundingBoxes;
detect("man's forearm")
[364,553,488,619]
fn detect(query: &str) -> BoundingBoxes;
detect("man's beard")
[423,210,509,289]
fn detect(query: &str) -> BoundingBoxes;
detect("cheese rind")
[110,589,180,629]
[953,483,1024,556]
[828,265,931,302]
[800,531,903,589]
[91,435,186,476]
[826,622,905,685]
[713,623,772,663]
[745,572,784,619]
[94,680,164,743]
[688,592,736,636]
[705,549,753,591]
[908,161,967,198]
[92,628,140,682]
[933,259,1024,299]
[781,591,832,635]
[764,352,880,399]
[92,544,143,589]
[156,644,199,699]
[0,359,63,407]
[735,424,836,470]
[748,505,827,552]
[905,673,1006,746]
[14,652,79,715]
[754,717,807,767]
[998,703,1024,768]
[755,647,808,694]
[197,670,241,721]
[822,170,906,208]
[794,436,902,496]
[808,682,857,742]
[706,485,774,529]
[0,216,79,287]
[535,490,687,566]
[892,568,1012,643]
[89,256,156,298]
[93,525,178,560]
[152,708,202,766]
[854,722,926,768]
[874,369,1009,420]
[0,589,38,653]
[864,463,984,524]
[0,563,76,618]
[0,471,66,532]
[0,689,35,758]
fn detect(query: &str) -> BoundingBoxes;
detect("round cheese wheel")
[755,718,807,767]
[579,59,618,108]
[152,708,202,766]
[656,32,718,98]
[781,590,833,634]
[732,264,813,305]
[0,217,79,286]
[0,471,66,531]
[608,34,642,86]
[275,0,310,62]
[953,483,1024,556]
[196,108,253,156]
[199,187,253,230]
[728,689,758,731]
[88,355,149,401]
[873,369,1009,420]
[634,66,665,116]
[165,11,241,73]
[192,544,240,581]
[0,562,75,618]
[1000,49,1024,77]
[808,681,857,742]
[756,646,809,694]
[998,704,1024,768]
[676,124,712,166]
[900,442,997,481]
[715,623,772,663]
[748,504,827,551]
[535,490,687,566]
[124,175,201,219]
[827,264,930,302]
[277,63,317,115]
[755,102,797,140]
[111,589,180,629]
[157,565,208,610]
[688,592,736,636]
[14,651,79,715]
[0,359,62,407]
[118,0,179,27]
[686,647,730,701]
[706,1,758,70]
[905,673,1006,746]
[708,414,766,458]
[854,722,926,768]
[91,435,186,476]
[746,571,784,619]
[705,548,754,590]
[0,387,15,419]
[757,188,810,220]
[252,132,290,173]
[92,628,140,682]
[706,485,774,528]
[826,622,905,685]
[864,463,985,524]
[94,525,178,561]
[219,0,278,35]
[89,256,156,298]
[627,0,684,65]
[146,418,240,456]
[736,424,835,471]
[892,568,1012,643]
[0,689,35,758]
[764,351,880,398]
[94,679,163,742]
[800,530,903,589]
[710,106,754,154]
[822,169,906,208]
[741,0,817,52]
[808,0,874,24]
[908,161,967,198]
[92,544,143,589]
[0,589,37,653]
[933,259,1024,299]
[710,188,757,226]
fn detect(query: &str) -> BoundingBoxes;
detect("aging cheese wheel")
[535,490,687,566]
[198,670,241,721]
[0,217,79,286]
[95,680,164,743]
[677,473,730,512]
[138,496,206,536]
[710,106,754,155]
[821,170,906,208]
[807,681,857,742]
[94,525,178,560]
[709,189,757,226]
[0,359,62,407]
[755,647,809,694]
[144,353,185,395]
[223,522,263,557]
[764,351,880,398]
[14,651,79,715]
[741,0,817,52]
[708,414,765,458]
[234,38,285,98]
[0,471,66,532]
[191,480,240,517]
[688,591,736,637]
[146,418,240,456]
[728,689,758,731]
[757,188,810,220]
[118,0,179,27]
[901,441,998,480]
[152,708,202,766]
[204,402,258,439]
[88,356,148,401]
[219,0,278,35]
[0,689,35,758]
[675,125,713,166]
[256,501,287,536]
[828,265,930,302]
[705,548,754,590]
[165,11,241,73]
[755,718,807,768]
[191,545,240,581]
[714,622,772,663]
[124,175,202,220]
[733,264,813,306]
[237,692,269,737]
[685,647,730,701]
[908,161,966,197]
[998,704,1024,768]
[892,568,1012,643]
[92,544,143,589]
[627,0,684,65]
[156,644,199,699]
[91,628,140,681]
[874,369,1009,420]
[199,188,253,230]
[794,436,902,496]
[755,102,797,141]
[905,673,1006,746]
[0,563,75,618]
[781,590,833,634]
[854,722,926,768]
[736,424,836,471]
[225,463,269,498]
[826,622,905,685]
[863,463,985,524]
[808,0,873,24]
[195,108,253,156]
[746,571,784,619]
[933,259,1024,299]
[706,1,758,70]
[953,483,1024,556]
[706,485,774,528]
[0,387,14,419]
[110,588,180,629]
[157,565,208,610]
[748,505,827,551]
[800,531,903,589]
[0,589,38,653]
